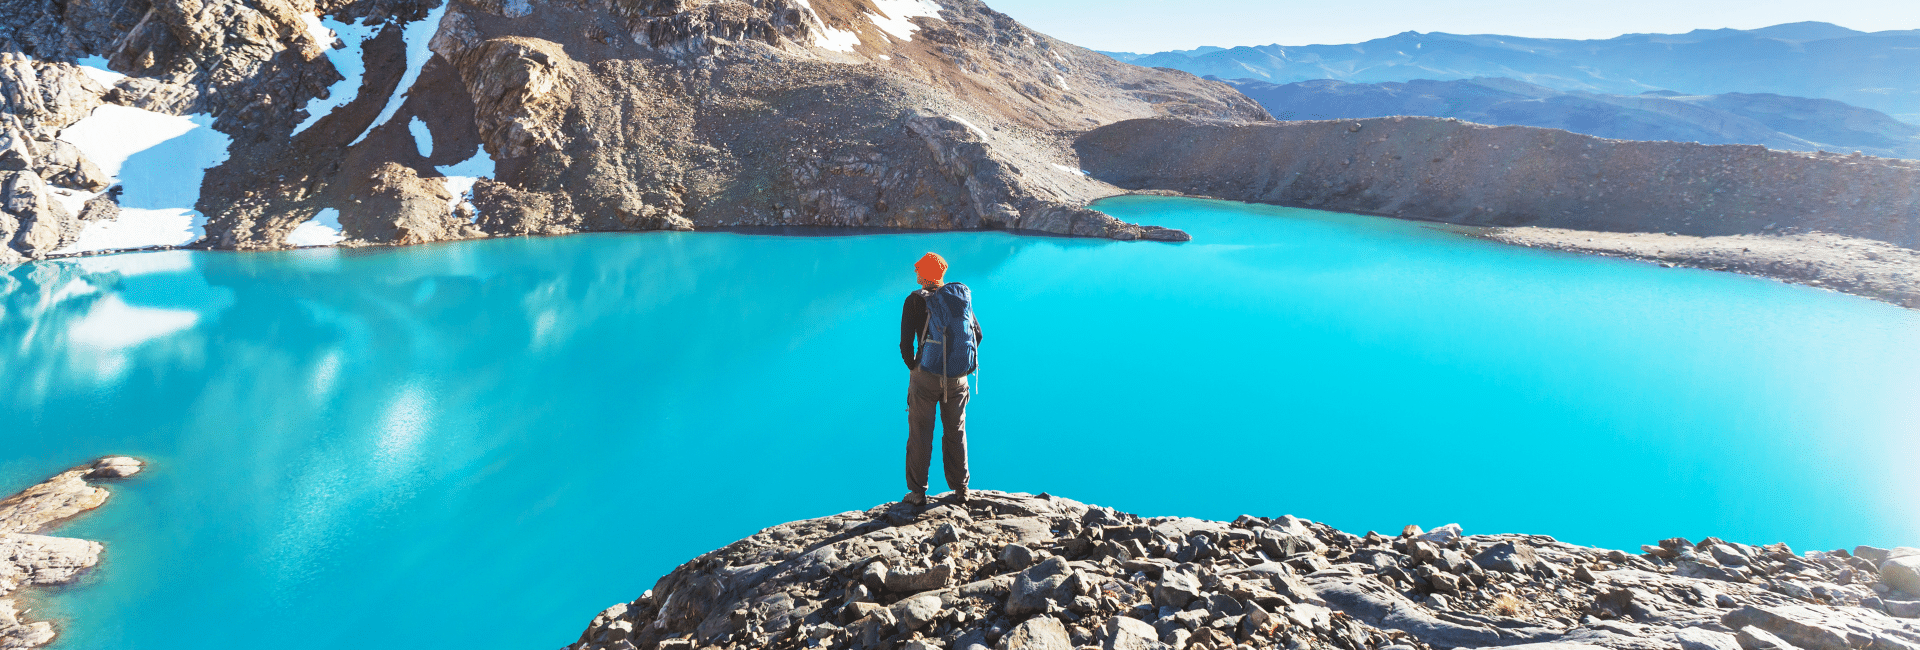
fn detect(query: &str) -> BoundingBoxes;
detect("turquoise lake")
[3,196,1917,649]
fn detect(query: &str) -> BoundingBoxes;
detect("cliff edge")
[564,491,1920,650]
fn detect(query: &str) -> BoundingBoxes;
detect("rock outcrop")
[563,491,1920,650]
[0,456,142,650]
[0,0,1267,262]
[1075,116,1920,307]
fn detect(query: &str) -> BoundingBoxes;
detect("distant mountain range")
[1219,77,1920,159]
[1100,22,1920,124]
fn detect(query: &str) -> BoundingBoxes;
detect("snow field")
[53,106,231,255]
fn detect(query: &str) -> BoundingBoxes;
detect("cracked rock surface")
[565,491,1920,650]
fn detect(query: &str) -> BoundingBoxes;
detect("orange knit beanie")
[915,252,947,286]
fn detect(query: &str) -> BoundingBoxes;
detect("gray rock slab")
[999,614,1072,650]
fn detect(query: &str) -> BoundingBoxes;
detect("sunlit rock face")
[0,0,1268,261]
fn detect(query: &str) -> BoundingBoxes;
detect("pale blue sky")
[989,0,1920,52]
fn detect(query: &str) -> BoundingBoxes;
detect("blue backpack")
[917,282,978,378]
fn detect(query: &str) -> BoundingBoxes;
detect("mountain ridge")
[1217,77,1920,160]
[1095,22,1920,124]
[0,0,1267,263]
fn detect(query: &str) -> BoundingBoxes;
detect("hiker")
[899,252,982,506]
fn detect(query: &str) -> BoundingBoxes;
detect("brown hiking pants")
[906,367,969,496]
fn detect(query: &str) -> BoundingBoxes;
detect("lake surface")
[3,196,1917,649]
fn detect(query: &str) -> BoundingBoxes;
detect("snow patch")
[1049,163,1089,176]
[68,294,199,350]
[949,114,989,140]
[409,116,432,157]
[59,210,206,253]
[868,0,940,41]
[287,208,346,247]
[436,151,495,219]
[57,105,198,178]
[48,186,98,218]
[301,14,331,44]
[794,0,861,52]
[816,25,861,52]
[74,55,125,86]
[292,16,378,136]
[55,105,231,254]
[350,4,449,146]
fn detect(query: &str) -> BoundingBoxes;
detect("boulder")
[1258,529,1316,558]
[1417,524,1463,546]
[1002,544,1037,572]
[1737,626,1801,650]
[1202,594,1244,617]
[1007,557,1079,616]
[885,561,954,593]
[895,594,944,632]
[1881,557,1920,596]
[998,615,1072,650]
[1721,606,1856,650]
[1153,568,1203,610]
[1098,615,1167,650]
[1186,627,1234,650]
[1708,545,1752,567]
[1882,600,1920,619]
[1472,541,1545,574]
[1854,547,1920,565]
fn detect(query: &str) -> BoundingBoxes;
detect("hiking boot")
[952,488,969,504]
[901,491,927,506]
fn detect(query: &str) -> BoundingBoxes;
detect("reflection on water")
[1,200,1917,650]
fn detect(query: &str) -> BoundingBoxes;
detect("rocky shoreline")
[0,457,142,650]
[1475,228,1920,309]
[564,491,1920,650]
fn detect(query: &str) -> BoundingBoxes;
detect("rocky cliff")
[564,491,1920,650]
[0,0,1267,263]
[0,457,143,650]
[1074,117,1920,307]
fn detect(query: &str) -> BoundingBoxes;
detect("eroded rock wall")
[1075,117,1920,248]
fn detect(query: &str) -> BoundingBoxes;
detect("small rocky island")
[0,456,142,650]
[564,491,1920,650]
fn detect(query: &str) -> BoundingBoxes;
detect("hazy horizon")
[989,0,1920,53]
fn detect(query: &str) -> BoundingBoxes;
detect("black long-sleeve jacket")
[899,288,983,370]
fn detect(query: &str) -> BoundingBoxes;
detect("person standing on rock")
[899,252,981,506]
